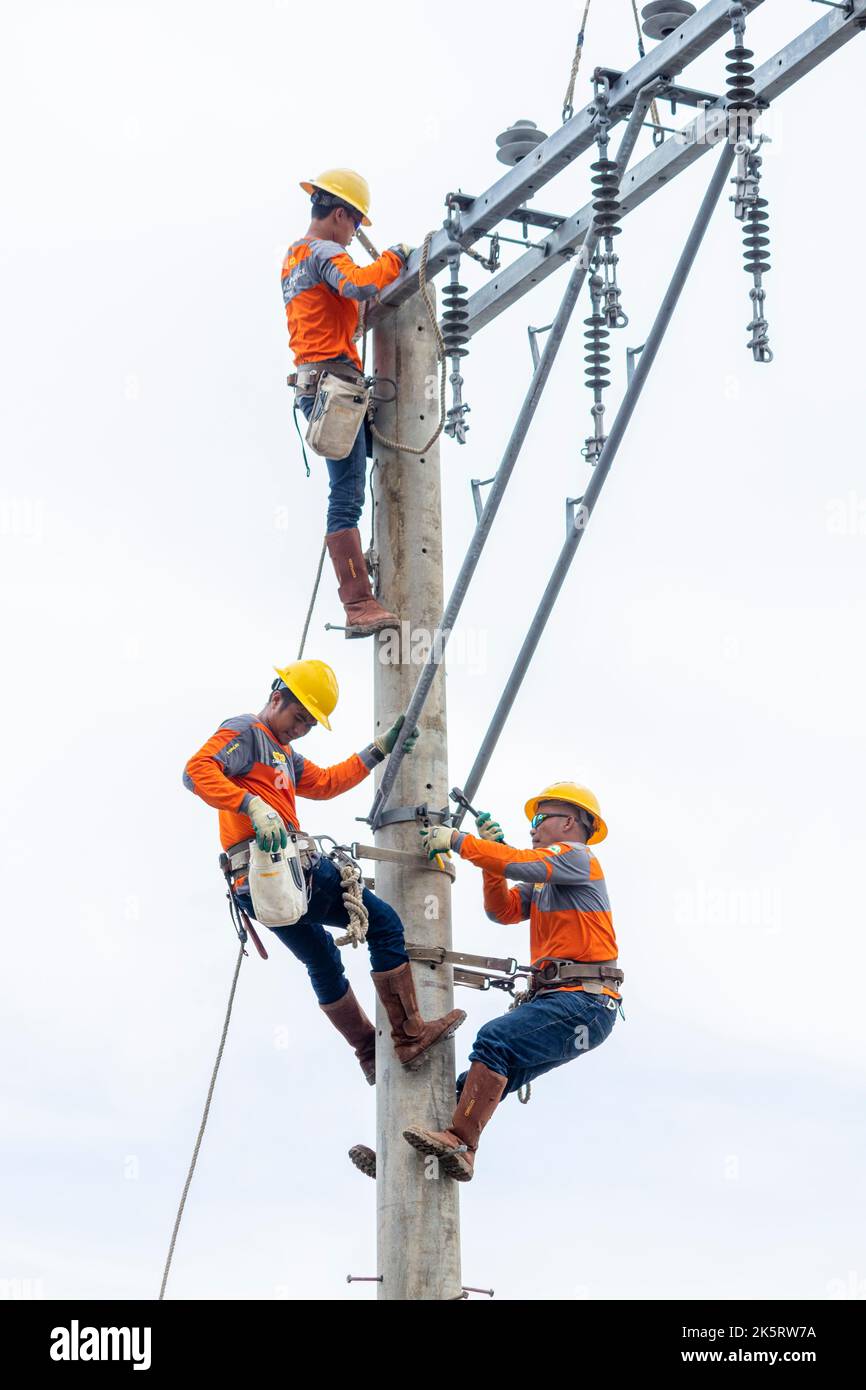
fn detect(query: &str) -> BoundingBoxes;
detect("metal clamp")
[351,840,456,881]
[367,803,451,828]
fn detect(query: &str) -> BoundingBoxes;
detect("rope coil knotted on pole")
[332,853,369,948]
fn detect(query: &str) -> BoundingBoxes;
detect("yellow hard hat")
[300,168,372,226]
[272,659,339,731]
[524,781,608,845]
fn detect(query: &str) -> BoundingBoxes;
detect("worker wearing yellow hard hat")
[523,781,608,844]
[383,780,621,1183]
[184,658,464,1084]
[299,169,373,226]
[282,168,414,636]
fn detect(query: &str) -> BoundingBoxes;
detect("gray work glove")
[374,713,420,757]
[475,811,505,843]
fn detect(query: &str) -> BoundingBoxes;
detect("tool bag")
[247,835,309,928]
[305,371,370,459]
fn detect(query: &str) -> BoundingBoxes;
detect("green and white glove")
[420,824,454,861]
[374,713,420,757]
[475,811,505,843]
[247,795,288,853]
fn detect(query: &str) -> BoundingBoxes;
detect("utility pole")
[370,289,462,1301]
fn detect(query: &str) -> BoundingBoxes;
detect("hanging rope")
[508,987,532,1103]
[332,854,369,948]
[159,941,245,1299]
[364,231,448,458]
[562,1,593,121]
[563,3,663,135]
[296,539,327,660]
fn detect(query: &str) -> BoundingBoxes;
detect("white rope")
[333,857,369,948]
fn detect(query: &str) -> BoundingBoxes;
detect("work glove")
[247,795,288,853]
[392,243,414,263]
[374,713,420,757]
[475,811,505,843]
[420,824,454,861]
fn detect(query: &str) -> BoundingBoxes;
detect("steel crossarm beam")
[371,0,767,312]
[465,0,866,334]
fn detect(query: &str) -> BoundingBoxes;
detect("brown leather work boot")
[348,1144,376,1179]
[371,962,466,1070]
[402,1061,507,1181]
[319,986,376,1085]
[325,528,398,637]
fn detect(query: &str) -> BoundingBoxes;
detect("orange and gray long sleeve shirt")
[183,713,384,852]
[452,833,620,998]
[281,237,406,372]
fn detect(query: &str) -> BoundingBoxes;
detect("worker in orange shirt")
[282,169,411,636]
[184,658,465,1085]
[402,782,623,1182]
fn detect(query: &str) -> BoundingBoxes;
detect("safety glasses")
[530,811,571,830]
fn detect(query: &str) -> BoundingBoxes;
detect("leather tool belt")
[287,357,366,400]
[529,957,624,995]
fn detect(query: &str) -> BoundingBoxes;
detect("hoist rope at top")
[563,1,663,133]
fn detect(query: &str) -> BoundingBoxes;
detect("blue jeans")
[237,856,408,1005]
[457,989,617,1099]
[296,393,368,533]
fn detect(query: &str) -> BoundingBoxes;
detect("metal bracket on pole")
[352,840,456,881]
[407,944,523,992]
[626,344,646,383]
[527,322,553,372]
[408,944,518,975]
[370,803,452,828]
[470,476,496,522]
[595,66,722,114]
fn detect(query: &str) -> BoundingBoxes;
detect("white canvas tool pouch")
[306,371,369,459]
[248,836,309,928]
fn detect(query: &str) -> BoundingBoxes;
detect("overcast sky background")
[2,0,865,1302]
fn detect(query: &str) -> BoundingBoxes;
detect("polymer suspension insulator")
[743,196,771,277]
[583,313,611,393]
[726,44,758,139]
[591,159,622,241]
[441,282,469,358]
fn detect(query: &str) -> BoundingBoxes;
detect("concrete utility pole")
[370,289,461,1301]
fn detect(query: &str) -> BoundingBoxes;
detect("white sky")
[2,0,865,1301]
